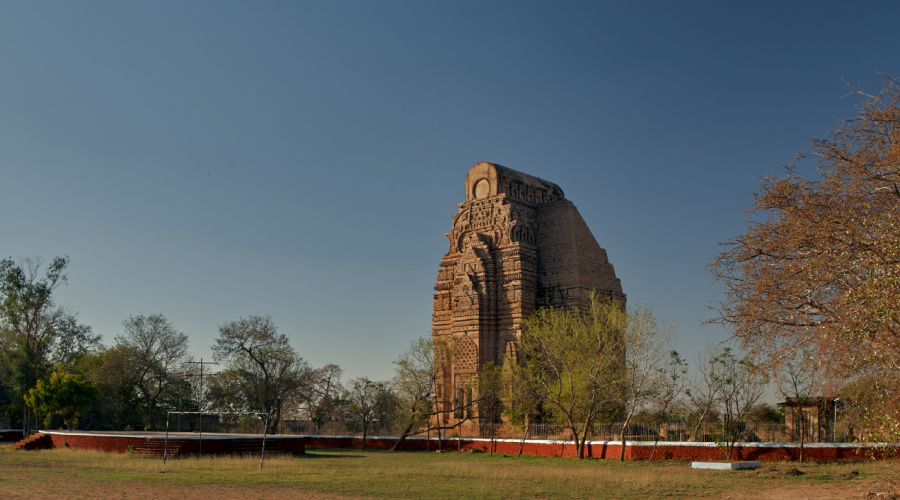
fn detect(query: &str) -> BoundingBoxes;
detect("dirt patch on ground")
[719,482,898,499]
[712,468,898,500]
[1,476,365,499]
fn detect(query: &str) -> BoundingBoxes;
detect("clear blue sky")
[2,1,898,381]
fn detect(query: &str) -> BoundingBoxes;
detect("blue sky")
[2,1,898,381]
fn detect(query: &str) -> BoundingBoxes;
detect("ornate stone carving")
[432,162,625,428]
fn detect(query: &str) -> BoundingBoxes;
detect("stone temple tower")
[432,162,624,426]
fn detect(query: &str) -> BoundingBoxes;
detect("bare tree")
[618,306,673,460]
[649,351,687,460]
[391,336,439,451]
[685,346,726,442]
[51,312,101,369]
[346,377,393,449]
[390,336,479,451]
[776,349,824,462]
[212,314,311,434]
[714,347,766,460]
[116,313,189,431]
[304,364,344,434]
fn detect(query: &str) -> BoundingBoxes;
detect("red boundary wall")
[1,430,23,442]
[28,431,306,455]
[305,436,900,461]
[16,432,898,461]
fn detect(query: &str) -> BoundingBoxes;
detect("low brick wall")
[47,433,148,453]
[36,431,306,455]
[304,435,900,461]
[20,431,897,461]
[0,429,23,442]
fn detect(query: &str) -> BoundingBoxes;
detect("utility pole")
[185,359,217,455]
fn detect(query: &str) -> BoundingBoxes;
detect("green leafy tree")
[503,349,546,456]
[370,382,403,437]
[0,256,71,436]
[76,346,143,430]
[51,314,101,370]
[478,362,504,454]
[511,292,625,459]
[24,370,98,430]
[746,403,783,424]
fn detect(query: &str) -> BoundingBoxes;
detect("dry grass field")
[1,443,897,499]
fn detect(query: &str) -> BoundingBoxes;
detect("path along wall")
[306,436,900,461]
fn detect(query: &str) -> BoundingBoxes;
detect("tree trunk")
[24,359,38,436]
[146,397,156,431]
[691,408,710,442]
[490,415,495,456]
[271,401,283,435]
[391,421,415,451]
[23,406,32,437]
[361,421,368,449]
[518,416,530,456]
[570,426,583,459]
[649,422,661,461]
[580,420,592,459]
[619,414,633,461]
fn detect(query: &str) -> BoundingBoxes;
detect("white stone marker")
[691,461,762,470]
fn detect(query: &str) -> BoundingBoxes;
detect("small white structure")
[692,461,762,470]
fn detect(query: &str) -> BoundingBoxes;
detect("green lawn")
[0,443,896,499]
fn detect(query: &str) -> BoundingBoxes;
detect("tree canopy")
[116,313,190,431]
[24,370,97,430]
[710,76,900,420]
[212,314,311,433]
[710,79,900,369]
[510,292,626,459]
[0,256,92,435]
[710,78,900,410]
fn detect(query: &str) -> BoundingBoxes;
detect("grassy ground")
[1,443,897,499]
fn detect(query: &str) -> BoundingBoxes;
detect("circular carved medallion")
[473,179,490,199]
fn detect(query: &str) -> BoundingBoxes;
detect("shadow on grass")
[302,449,367,459]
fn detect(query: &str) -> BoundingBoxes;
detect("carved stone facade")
[432,162,625,426]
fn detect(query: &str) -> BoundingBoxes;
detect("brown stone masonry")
[432,162,624,428]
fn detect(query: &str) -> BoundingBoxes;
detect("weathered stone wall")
[432,162,624,427]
